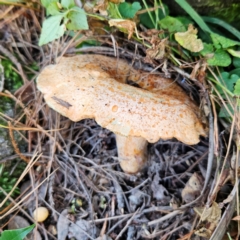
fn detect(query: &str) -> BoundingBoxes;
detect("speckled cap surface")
[37,54,207,145]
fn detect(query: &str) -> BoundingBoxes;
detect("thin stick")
[116,209,139,240]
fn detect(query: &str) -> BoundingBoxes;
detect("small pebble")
[33,207,49,222]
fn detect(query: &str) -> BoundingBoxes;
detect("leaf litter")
[0,3,238,240]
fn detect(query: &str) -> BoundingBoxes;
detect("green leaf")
[118,2,141,19]
[234,79,240,95]
[41,0,57,8]
[139,3,169,29]
[230,68,240,76]
[0,224,35,240]
[227,49,240,58]
[66,7,88,30]
[159,16,186,32]
[211,33,240,49]
[61,0,75,9]
[108,2,122,19]
[200,43,214,56]
[233,57,240,68]
[176,16,193,26]
[47,2,60,15]
[207,49,231,67]
[39,15,65,46]
[175,0,212,33]
[216,72,239,95]
[202,16,240,41]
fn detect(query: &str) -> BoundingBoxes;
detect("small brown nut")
[33,207,49,222]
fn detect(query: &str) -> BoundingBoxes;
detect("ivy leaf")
[0,224,35,240]
[175,24,204,52]
[159,16,186,33]
[211,33,240,49]
[118,2,141,19]
[61,0,75,9]
[200,43,214,56]
[216,72,239,95]
[66,7,88,30]
[207,49,231,67]
[39,15,65,46]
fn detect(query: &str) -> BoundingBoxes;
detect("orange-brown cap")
[37,54,206,145]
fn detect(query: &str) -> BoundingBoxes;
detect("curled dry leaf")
[195,227,212,239]
[68,219,99,240]
[194,202,222,238]
[146,37,168,60]
[151,173,171,204]
[93,0,108,15]
[175,24,204,52]
[200,202,221,224]
[92,0,124,15]
[181,172,203,203]
[57,209,70,240]
[129,190,145,211]
[109,19,136,39]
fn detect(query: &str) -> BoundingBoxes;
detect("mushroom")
[37,55,206,174]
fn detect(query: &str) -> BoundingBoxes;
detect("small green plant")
[0,224,35,240]
[1,59,22,91]
[0,162,26,209]
[39,0,88,46]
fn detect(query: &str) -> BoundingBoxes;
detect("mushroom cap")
[37,54,206,145]
[33,207,49,222]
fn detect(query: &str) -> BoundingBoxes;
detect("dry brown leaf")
[195,227,212,238]
[201,202,221,224]
[93,0,108,15]
[175,24,204,52]
[181,172,203,203]
[68,219,99,240]
[146,38,168,60]
[109,19,136,39]
[194,202,222,239]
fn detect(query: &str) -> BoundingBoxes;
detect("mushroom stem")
[116,134,148,174]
